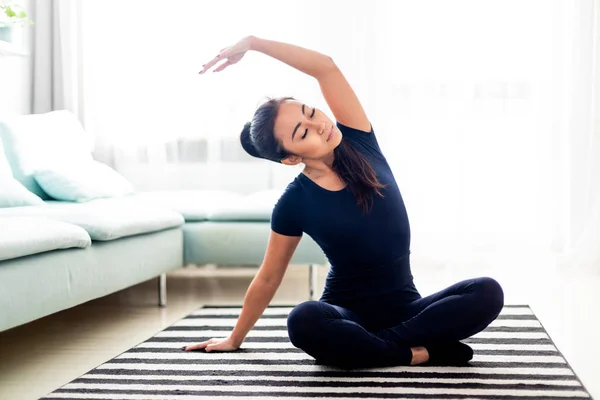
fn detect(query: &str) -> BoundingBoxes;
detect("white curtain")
[30,0,84,119]
[77,0,600,273]
[554,0,600,274]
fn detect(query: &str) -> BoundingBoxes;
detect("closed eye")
[301,108,316,139]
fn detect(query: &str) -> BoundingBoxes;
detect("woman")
[184,35,504,369]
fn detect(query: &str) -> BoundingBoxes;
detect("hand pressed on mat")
[182,336,240,352]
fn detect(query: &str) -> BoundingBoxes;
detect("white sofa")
[0,110,326,333]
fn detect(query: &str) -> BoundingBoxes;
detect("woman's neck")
[303,151,335,175]
[302,159,346,191]
[303,162,334,178]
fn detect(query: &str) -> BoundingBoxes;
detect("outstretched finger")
[213,60,232,73]
[199,50,231,74]
[199,56,219,74]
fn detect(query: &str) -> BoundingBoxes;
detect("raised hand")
[199,36,254,74]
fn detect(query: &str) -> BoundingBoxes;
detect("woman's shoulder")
[336,121,374,136]
[271,176,305,236]
[275,175,305,204]
[337,121,384,159]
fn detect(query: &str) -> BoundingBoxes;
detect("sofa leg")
[158,273,167,307]
[308,264,318,301]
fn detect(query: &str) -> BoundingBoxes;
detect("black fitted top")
[271,122,412,304]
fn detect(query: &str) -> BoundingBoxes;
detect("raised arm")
[199,36,371,132]
[184,230,301,352]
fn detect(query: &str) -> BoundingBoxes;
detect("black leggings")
[286,277,504,369]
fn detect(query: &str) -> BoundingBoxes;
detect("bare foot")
[410,346,430,365]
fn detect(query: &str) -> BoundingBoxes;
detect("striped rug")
[43,304,593,400]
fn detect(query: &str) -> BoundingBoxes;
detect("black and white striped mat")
[43,305,593,399]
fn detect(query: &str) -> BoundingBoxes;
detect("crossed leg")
[286,277,504,369]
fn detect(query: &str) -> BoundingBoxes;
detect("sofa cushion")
[34,161,135,202]
[0,110,94,199]
[129,189,282,222]
[0,136,45,208]
[0,217,91,261]
[0,178,45,208]
[130,189,281,222]
[0,200,184,241]
[0,228,182,332]
[207,189,282,221]
[130,190,242,222]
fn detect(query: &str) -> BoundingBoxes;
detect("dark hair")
[240,97,293,163]
[240,96,385,213]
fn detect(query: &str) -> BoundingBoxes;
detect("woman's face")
[273,100,342,163]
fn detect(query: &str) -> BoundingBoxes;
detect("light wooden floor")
[0,264,599,400]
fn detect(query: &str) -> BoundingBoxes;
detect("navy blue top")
[271,122,414,307]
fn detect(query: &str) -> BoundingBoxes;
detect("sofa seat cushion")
[0,200,184,241]
[125,190,282,222]
[130,190,240,222]
[0,228,182,332]
[0,217,91,261]
[207,189,282,222]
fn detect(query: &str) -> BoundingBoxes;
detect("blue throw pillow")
[0,136,45,207]
[0,178,45,207]
[34,161,135,202]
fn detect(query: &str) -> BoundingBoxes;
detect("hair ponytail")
[333,139,386,213]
